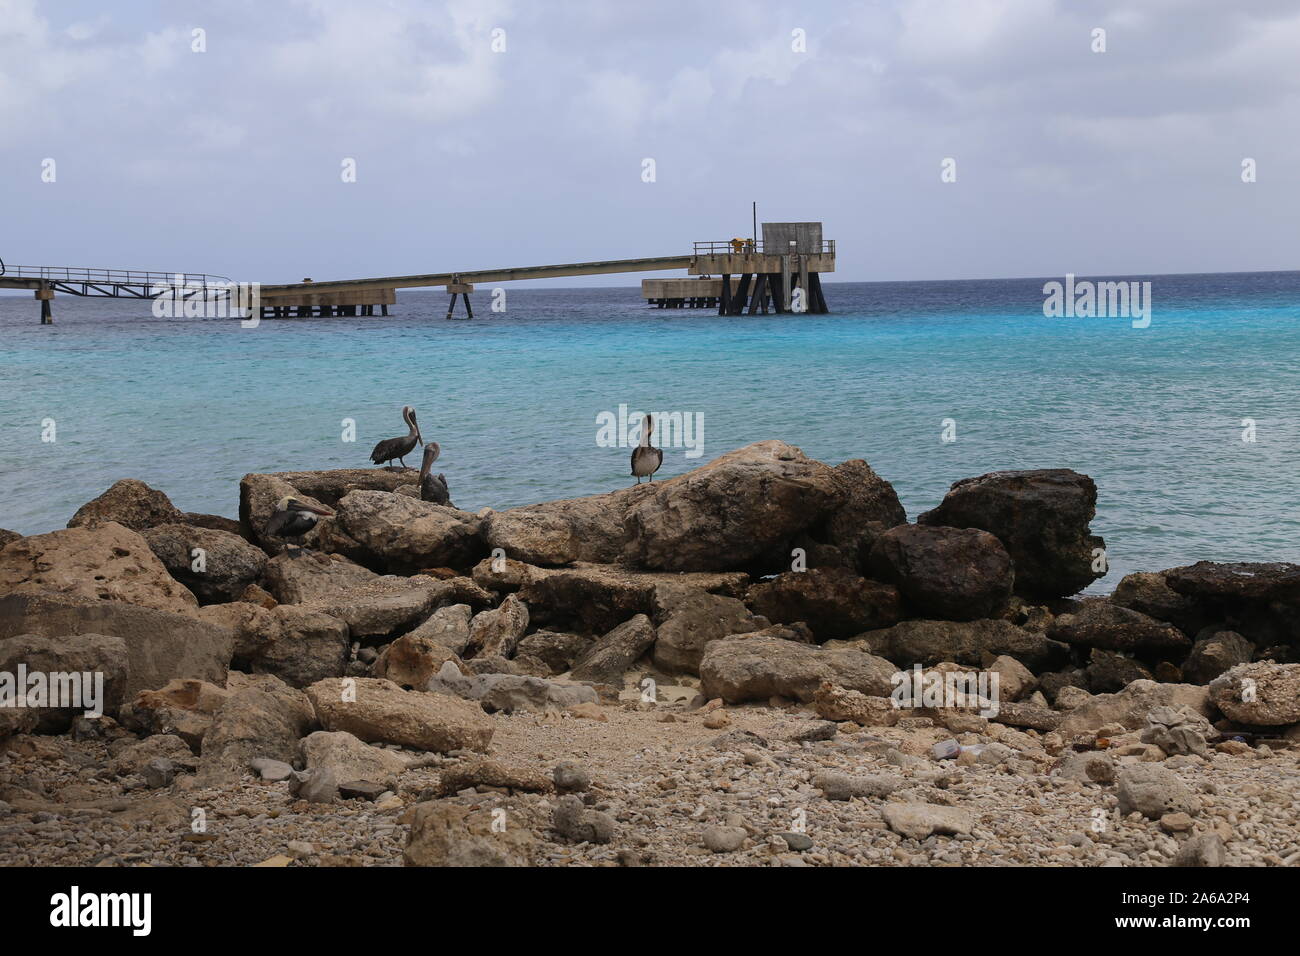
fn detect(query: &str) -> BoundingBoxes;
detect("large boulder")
[299,730,408,783]
[424,662,598,713]
[466,595,530,659]
[197,676,315,784]
[1164,561,1300,605]
[0,529,22,549]
[1047,601,1191,653]
[855,618,1069,671]
[514,630,593,675]
[1056,679,1212,737]
[652,592,769,675]
[623,441,845,572]
[374,630,462,690]
[0,633,129,731]
[814,459,907,567]
[121,678,232,751]
[570,614,656,684]
[0,591,233,699]
[400,604,474,658]
[0,522,199,614]
[482,490,641,566]
[141,523,267,605]
[1182,630,1254,685]
[700,630,897,704]
[745,567,902,641]
[866,524,1013,620]
[67,478,184,531]
[1208,662,1300,726]
[1110,571,1208,636]
[261,552,378,604]
[305,677,494,753]
[199,602,350,688]
[403,802,535,867]
[301,576,452,641]
[514,562,748,634]
[239,473,332,553]
[918,469,1105,598]
[332,491,484,573]
[260,469,413,507]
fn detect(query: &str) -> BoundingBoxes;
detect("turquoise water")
[3,273,1299,591]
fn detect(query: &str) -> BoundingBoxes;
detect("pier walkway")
[1,222,834,322]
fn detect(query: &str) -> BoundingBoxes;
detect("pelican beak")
[303,503,334,517]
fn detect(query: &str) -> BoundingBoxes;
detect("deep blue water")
[3,272,1299,592]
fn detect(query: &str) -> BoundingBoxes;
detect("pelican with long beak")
[418,442,450,504]
[264,495,334,558]
[370,405,422,469]
[630,413,663,484]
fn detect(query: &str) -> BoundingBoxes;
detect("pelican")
[418,442,450,504]
[370,405,422,469]
[630,413,663,484]
[264,495,334,558]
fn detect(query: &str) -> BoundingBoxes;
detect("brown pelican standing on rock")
[264,495,334,558]
[418,442,450,504]
[630,413,663,484]
[370,405,423,469]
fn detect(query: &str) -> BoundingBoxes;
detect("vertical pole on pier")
[719,274,731,316]
[747,274,768,315]
[36,283,54,324]
[732,274,751,315]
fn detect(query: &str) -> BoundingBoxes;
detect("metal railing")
[0,264,235,289]
[692,239,835,256]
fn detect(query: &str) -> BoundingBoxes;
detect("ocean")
[3,271,1299,593]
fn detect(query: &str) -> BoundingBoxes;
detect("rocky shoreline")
[0,440,1296,867]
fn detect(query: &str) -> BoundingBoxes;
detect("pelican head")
[275,495,334,517]
[403,405,423,446]
[419,442,442,482]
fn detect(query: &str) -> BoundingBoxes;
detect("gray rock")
[552,794,614,844]
[289,767,339,804]
[140,523,267,605]
[553,761,591,793]
[1116,764,1200,820]
[142,757,176,789]
[1141,705,1215,757]
[702,825,747,853]
[813,771,902,801]
[881,803,974,840]
[467,594,529,659]
[651,592,768,675]
[1174,833,1225,867]
[700,630,897,704]
[250,757,294,782]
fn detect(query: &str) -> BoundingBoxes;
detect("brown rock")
[68,479,184,531]
[700,630,897,704]
[866,524,1013,621]
[0,522,199,614]
[305,677,494,753]
[746,567,902,641]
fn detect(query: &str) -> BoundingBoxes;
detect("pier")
[0,222,834,322]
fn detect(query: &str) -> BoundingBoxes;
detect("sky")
[2,0,1299,286]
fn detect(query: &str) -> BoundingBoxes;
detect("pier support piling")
[36,284,54,324]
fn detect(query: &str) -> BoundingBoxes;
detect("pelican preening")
[265,495,334,558]
[630,414,663,484]
[370,405,423,469]
[418,442,450,504]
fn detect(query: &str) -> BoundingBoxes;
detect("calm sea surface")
[3,272,1299,592]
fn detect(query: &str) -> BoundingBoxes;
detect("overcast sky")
[3,0,1298,285]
